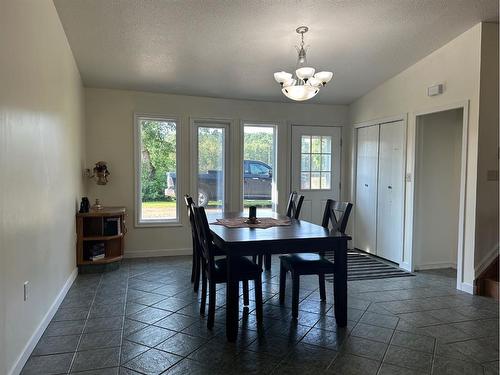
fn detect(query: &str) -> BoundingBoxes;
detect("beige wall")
[85,88,348,256]
[414,109,463,269]
[475,23,499,275]
[348,23,483,288]
[0,1,85,374]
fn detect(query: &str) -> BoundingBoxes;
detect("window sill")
[135,221,183,228]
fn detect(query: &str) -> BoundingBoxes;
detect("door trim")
[410,100,470,292]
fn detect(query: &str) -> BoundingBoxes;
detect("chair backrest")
[191,204,216,272]
[321,199,353,233]
[286,191,305,219]
[184,195,198,245]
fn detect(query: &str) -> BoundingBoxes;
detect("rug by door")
[325,250,415,281]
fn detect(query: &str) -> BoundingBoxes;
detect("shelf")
[79,255,123,265]
[82,234,124,241]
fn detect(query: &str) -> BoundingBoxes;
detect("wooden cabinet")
[76,207,126,271]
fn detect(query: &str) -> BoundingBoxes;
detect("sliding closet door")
[354,125,379,254]
[376,121,405,263]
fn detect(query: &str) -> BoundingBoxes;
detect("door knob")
[388,186,392,189]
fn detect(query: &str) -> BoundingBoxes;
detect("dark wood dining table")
[208,211,351,342]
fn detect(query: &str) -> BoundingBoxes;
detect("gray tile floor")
[22,257,499,375]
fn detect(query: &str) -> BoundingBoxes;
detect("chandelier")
[274,26,333,101]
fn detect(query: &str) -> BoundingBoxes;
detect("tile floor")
[22,257,499,375]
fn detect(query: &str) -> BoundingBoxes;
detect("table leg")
[226,254,239,341]
[264,254,272,271]
[333,238,348,327]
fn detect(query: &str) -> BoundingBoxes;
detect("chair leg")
[319,273,326,301]
[257,254,263,268]
[243,280,249,306]
[199,268,207,315]
[191,247,196,283]
[279,262,286,304]
[264,254,272,271]
[252,255,258,264]
[254,277,263,323]
[291,273,300,318]
[193,253,200,293]
[207,280,216,329]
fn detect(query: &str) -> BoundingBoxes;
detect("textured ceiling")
[54,0,498,104]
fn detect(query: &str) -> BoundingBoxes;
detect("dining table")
[208,211,351,342]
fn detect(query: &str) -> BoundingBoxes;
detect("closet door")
[354,125,379,254]
[376,121,405,263]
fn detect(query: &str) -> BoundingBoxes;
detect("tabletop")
[208,211,351,255]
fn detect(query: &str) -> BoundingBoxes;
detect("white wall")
[414,109,463,269]
[475,23,499,275]
[0,1,85,374]
[85,88,348,256]
[348,23,484,289]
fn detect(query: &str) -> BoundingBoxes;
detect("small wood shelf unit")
[76,207,126,271]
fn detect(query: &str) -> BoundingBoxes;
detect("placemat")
[213,217,291,229]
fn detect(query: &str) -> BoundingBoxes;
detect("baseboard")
[124,248,192,258]
[414,262,457,271]
[459,282,475,295]
[9,268,78,375]
[475,245,499,277]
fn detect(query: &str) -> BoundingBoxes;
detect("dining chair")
[184,195,201,292]
[279,199,353,318]
[192,204,263,329]
[254,191,305,269]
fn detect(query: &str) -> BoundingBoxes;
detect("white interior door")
[291,126,341,224]
[377,121,405,263]
[354,125,379,254]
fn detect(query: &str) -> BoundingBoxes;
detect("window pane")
[140,119,177,221]
[301,136,311,153]
[198,127,225,213]
[301,172,310,190]
[321,154,331,171]
[243,125,275,214]
[321,136,331,153]
[311,136,321,153]
[321,172,331,189]
[301,154,310,171]
[311,154,321,171]
[311,172,321,189]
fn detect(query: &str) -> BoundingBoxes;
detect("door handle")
[364,184,368,187]
[388,186,392,189]
[252,177,259,180]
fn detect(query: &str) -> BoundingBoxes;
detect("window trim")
[134,113,181,227]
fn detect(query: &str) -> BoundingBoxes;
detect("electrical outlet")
[24,281,29,301]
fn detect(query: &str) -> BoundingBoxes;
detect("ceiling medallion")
[274,26,333,101]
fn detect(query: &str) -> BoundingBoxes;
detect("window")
[135,115,179,225]
[300,135,331,190]
[194,123,227,213]
[243,124,277,214]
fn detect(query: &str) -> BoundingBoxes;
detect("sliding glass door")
[192,120,229,213]
[242,124,277,214]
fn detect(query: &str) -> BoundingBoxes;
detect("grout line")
[67,273,104,374]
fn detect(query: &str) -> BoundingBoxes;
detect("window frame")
[299,134,333,191]
[134,113,181,227]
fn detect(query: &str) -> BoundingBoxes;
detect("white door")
[354,125,379,254]
[377,121,405,263]
[291,126,341,224]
